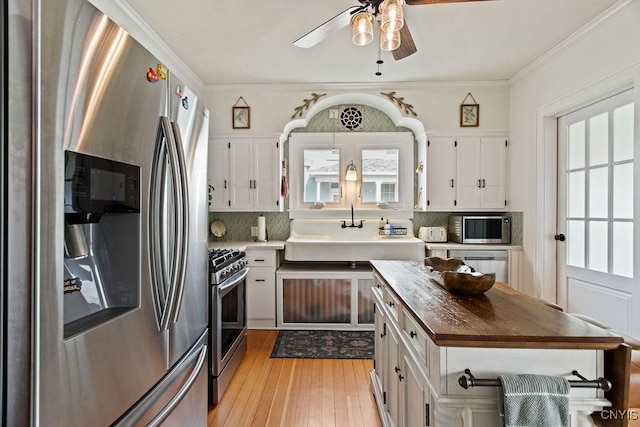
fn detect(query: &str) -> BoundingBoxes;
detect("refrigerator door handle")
[160,119,184,331]
[147,343,207,427]
[150,116,182,332]
[150,117,175,331]
[169,121,190,324]
[112,330,209,427]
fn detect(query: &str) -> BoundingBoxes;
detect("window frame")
[289,132,414,218]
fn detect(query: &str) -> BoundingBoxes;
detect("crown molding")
[88,0,204,95]
[510,0,639,84]
[204,80,510,94]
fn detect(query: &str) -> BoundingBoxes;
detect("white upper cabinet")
[208,136,282,211]
[426,137,456,210]
[208,139,230,211]
[427,135,508,211]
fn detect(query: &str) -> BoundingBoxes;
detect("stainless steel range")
[208,248,248,404]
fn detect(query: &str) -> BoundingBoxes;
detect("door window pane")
[589,167,608,219]
[613,222,633,278]
[568,121,585,170]
[567,220,585,268]
[613,103,634,162]
[613,163,633,219]
[361,149,398,203]
[303,149,339,203]
[588,221,608,273]
[589,113,608,166]
[568,171,585,217]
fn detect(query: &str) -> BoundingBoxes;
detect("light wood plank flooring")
[207,329,382,427]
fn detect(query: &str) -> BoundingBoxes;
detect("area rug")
[270,330,374,359]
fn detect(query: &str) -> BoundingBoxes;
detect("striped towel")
[498,374,570,427]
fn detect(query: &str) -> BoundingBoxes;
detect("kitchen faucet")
[341,203,364,228]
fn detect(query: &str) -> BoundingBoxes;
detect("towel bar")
[458,369,612,392]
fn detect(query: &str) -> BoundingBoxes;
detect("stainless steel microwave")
[448,215,511,244]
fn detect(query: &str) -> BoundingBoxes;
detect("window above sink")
[289,132,414,219]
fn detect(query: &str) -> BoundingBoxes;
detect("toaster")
[419,226,448,243]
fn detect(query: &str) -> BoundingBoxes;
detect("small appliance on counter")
[419,226,448,243]
[448,215,511,244]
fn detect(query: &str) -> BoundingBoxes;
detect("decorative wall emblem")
[380,91,417,116]
[340,106,364,130]
[291,93,326,119]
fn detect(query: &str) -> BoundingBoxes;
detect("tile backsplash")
[208,211,523,245]
[208,212,290,242]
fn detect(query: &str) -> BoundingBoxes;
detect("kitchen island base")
[370,260,623,427]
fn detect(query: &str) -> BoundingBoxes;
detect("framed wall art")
[460,92,479,127]
[232,97,250,129]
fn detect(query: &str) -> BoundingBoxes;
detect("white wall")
[203,83,510,136]
[508,0,640,336]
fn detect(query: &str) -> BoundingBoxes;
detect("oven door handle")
[218,268,249,296]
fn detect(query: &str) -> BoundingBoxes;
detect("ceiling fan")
[293,0,492,61]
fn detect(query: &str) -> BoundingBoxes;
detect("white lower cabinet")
[374,286,431,427]
[246,249,278,328]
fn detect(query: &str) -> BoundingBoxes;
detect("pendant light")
[379,0,405,32]
[345,160,358,181]
[379,26,401,52]
[351,12,374,46]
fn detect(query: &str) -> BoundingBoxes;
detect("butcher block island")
[369,260,624,427]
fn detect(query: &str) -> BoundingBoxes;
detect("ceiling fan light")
[351,12,374,46]
[380,28,401,51]
[379,0,405,32]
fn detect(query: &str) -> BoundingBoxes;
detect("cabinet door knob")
[398,374,404,381]
[388,301,395,307]
[395,366,400,373]
[410,331,417,338]
[554,234,566,242]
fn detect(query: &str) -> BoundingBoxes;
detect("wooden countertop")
[370,260,623,350]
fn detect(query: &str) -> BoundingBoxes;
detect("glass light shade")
[379,0,405,32]
[345,160,358,181]
[351,12,374,46]
[380,27,401,52]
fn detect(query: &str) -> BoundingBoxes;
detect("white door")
[229,138,254,210]
[253,138,279,211]
[208,139,229,210]
[480,137,507,209]
[456,137,482,209]
[557,90,635,335]
[426,137,456,209]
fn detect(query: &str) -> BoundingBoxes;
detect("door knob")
[554,234,566,241]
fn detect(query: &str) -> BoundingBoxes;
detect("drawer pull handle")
[254,259,265,262]
[410,331,417,338]
[255,279,266,282]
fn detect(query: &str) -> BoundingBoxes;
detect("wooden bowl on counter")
[424,257,496,295]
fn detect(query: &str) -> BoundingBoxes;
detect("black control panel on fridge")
[64,150,140,223]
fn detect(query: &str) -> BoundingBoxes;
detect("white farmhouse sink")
[285,219,425,262]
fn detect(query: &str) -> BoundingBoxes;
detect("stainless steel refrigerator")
[2,0,210,425]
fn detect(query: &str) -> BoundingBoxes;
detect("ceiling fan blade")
[405,0,493,5]
[293,6,363,48]
[392,22,417,60]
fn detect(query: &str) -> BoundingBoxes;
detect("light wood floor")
[207,329,383,427]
